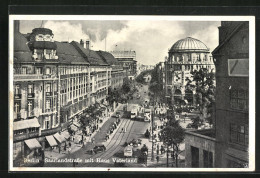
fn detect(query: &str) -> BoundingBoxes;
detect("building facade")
[12,21,122,165]
[212,21,249,168]
[164,37,215,106]
[110,50,137,78]
[96,50,126,90]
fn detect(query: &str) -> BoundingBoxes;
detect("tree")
[160,122,185,167]
[121,77,131,94]
[185,68,215,124]
[135,70,153,84]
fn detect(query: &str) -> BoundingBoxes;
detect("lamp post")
[151,93,155,161]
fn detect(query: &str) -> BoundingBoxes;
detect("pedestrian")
[69,142,72,147]
[58,145,61,153]
[121,128,124,133]
[156,155,159,163]
[73,160,76,167]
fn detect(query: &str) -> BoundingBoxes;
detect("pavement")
[44,103,123,161]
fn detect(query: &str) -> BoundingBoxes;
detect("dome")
[169,37,209,53]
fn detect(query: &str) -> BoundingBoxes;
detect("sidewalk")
[45,103,123,160]
[139,135,185,167]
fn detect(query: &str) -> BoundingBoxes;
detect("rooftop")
[169,37,209,53]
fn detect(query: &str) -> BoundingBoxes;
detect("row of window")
[14,66,52,75]
[170,54,212,62]
[34,49,57,60]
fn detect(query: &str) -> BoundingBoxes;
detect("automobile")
[124,145,133,157]
[128,139,142,147]
[90,144,106,154]
[136,115,145,121]
[115,112,121,118]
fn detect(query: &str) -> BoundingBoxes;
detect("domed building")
[165,37,215,106]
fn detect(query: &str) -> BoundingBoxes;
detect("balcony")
[14,74,43,81]
[14,131,39,142]
[73,98,78,103]
[40,126,61,136]
[14,94,21,99]
[27,93,35,99]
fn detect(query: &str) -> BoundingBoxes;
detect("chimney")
[14,20,20,33]
[86,41,90,49]
[80,39,84,47]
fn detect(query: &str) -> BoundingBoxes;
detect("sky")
[20,20,220,65]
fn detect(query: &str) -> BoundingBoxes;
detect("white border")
[9,15,255,172]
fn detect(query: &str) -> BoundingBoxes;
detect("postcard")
[9,15,255,171]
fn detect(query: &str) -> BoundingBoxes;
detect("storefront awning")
[13,118,40,131]
[61,131,70,139]
[53,133,66,143]
[70,124,78,132]
[46,135,58,147]
[24,138,42,150]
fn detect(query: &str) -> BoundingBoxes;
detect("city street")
[43,84,151,167]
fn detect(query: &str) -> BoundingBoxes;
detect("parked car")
[128,139,142,147]
[90,144,106,154]
[115,112,121,118]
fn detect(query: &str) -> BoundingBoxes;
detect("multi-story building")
[164,37,215,106]
[110,50,137,79]
[12,22,118,165]
[71,41,111,104]
[155,62,165,90]
[96,50,126,90]
[13,22,62,163]
[212,21,249,168]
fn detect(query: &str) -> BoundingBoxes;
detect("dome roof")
[169,37,209,53]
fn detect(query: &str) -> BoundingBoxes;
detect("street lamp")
[151,93,155,161]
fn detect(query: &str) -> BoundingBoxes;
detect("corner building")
[165,37,215,106]
[212,21,249,168]
[12,21,123,165]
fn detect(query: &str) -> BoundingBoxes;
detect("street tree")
[185,68,215,125]
[122,77,131,94]
[160,122,185,167]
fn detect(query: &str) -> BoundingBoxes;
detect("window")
[28,84,34,94]
[44,116,51,129]
[21,67,27,74]
[14,102,20,113]
[45,49,52,59]
[46,83,51,92]
[45,67,51,75]
[46,99,51,112]
[36,49,44,60]
[28,101,33,116]
[203,150,213,168]
[230,123,249,146]
[36,67,42,74]
[230,89,248,111]
[14,85,20,95]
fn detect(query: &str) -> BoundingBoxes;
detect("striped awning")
[70,124,78,132]
[24,138,42,150]
[13,118,40,131]
[53,133,66,143]
[46,135,58,147]
[61,131,70,139]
